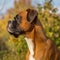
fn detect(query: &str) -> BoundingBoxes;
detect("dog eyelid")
[17,16,22,23]
[19,16,22,20]
[14,14,21,20]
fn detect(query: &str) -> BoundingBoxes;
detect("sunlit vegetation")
[0,0,60,60]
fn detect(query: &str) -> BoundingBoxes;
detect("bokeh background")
[0,0,60,60]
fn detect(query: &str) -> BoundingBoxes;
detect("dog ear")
[26,9,38,23]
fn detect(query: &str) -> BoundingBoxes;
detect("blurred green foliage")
[0,0,60,60]
[37,1,60,49]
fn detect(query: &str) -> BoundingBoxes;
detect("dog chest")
[24,37,35,60]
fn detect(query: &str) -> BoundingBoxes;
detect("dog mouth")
[7,25,25,38]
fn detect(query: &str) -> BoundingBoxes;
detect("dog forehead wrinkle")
[18,11,27,17]
[24,37,35,60]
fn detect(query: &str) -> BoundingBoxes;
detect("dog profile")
[7,9,60,60]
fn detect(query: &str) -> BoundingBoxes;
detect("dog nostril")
[8,21,11,24]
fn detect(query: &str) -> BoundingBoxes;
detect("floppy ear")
[26,9,38,23]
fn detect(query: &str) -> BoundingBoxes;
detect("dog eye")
[18,16,22,20]
[18,16,22,21]
[14,14,22,24]
[15,14,22,20]
[17,16,22,23]
[14,15,18,20]
[14,14,22,21]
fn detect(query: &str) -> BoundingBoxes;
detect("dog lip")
[7,27,22,35]
[7,28,19,37]
[7,27,13,33]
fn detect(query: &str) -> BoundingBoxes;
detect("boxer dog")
[7,9,60,60]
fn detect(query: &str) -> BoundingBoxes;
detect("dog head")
[7,9,38,37]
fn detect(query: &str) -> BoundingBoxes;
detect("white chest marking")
[25,37,35,60]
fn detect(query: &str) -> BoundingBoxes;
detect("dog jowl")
[7,9,38,37]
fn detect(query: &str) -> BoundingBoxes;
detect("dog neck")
[25,29,35,60]
[25,20,47,60]
[25,20,47,42]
